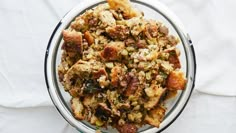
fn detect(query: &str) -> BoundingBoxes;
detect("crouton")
[106,25,129,40]
[71,97,85,120]
[99,10,116,27]
[63,60,92,90]
[62,30,83,53]
[144,85,166,109]
[83,95,97,109]
[101,41,125,61]
[167,70,186,90]
[107,0,142,19]
[144,106,166,127]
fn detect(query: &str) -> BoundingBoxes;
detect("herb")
[169,51,176,56]
[95,106,110,121]
[159,71,168,79]
[83,80,101,94]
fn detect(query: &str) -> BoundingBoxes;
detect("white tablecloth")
[0,0,235,132]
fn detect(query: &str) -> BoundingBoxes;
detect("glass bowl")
[44,0,196,132]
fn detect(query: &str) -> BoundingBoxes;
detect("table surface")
[0,0,235,133]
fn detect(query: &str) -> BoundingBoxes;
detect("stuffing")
[58,0,186,132]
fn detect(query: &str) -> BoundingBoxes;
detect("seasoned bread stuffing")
[58,0,186,132]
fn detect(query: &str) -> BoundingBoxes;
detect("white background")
[0,0,235,132]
